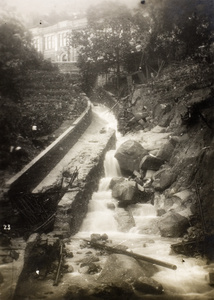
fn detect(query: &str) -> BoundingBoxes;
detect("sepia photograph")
[0,0,214,299]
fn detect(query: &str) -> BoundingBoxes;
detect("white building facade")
[30,18,87,64]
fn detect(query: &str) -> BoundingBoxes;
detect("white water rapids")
[75,105,214,299]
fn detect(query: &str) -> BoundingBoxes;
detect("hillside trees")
[72,0,213,90]
[70,2,144,92]
[0,16,57,169]
[0,17,40,150]
[144,0,214,66]
[0,17,43,101]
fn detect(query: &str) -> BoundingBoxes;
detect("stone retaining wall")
[6,98,92,196]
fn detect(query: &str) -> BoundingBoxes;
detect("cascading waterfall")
[76,105,213,299]
[104,150,122,178]
[79,149,120,234]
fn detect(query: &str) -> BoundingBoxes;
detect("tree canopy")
[71,2,143,91]
[144,0,214,64]
[0,16,56,101]
[0,17,42,100]
[0,16,57,163]
[71,0,213,91]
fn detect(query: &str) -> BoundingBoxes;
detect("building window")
[51,36,55,49]
[44,36,55,50]
[59,32,67,47]
[63,33,67,46]
[45,37,48,50]
[59,34,63,47]
[33,38,39,51]
[48,36,51,49]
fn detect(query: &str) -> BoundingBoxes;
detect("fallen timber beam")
[84,239,177,270]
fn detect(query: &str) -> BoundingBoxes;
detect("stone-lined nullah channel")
[0,104,116,300]
[11,105,214,300]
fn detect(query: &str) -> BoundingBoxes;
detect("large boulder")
[170,190,195,219]
[109,177,124,189]
[78,262,100,275]
[135,217,159,235]
[97,254,145,285]
[133,276,163,295]
[140,155,164,171]
[152,168,177,191]
[78,254,100,267]
[153,103,172,121]
[158,211,189,237]
[115,140,148,173]
[195,149,214,234]
[134,111,148,121]
[114,208,135,232]
[98,253,158,283]
[163,190,194,216]
[97,254,162,296]
[156,140,175,162]
[150,125,167,133]
[111,179,137,201]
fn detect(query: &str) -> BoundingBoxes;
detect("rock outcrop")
[140,155,164,171]
[152,168,177,191]
[97,253,163,295]
[156,140,175,161]
[133,276,163,295]
[98,254,145,285]
[111,178,137,202]
[158,211,189,237]
[114,208,135,232]
[115,140,148,174]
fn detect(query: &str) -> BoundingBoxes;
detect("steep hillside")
[115,60,214,255]
[0,70,87,183]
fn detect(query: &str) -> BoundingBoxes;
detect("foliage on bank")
[0,17,86,173]
[71,0,214,92]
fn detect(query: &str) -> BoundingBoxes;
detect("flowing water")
[75,105,214,299]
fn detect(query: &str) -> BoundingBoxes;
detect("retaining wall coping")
[6,98,92,191]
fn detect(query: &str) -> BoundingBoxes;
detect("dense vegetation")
[0,16,85,174]
[71,0,213,93]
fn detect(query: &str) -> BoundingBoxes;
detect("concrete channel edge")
[6,96,92,195]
